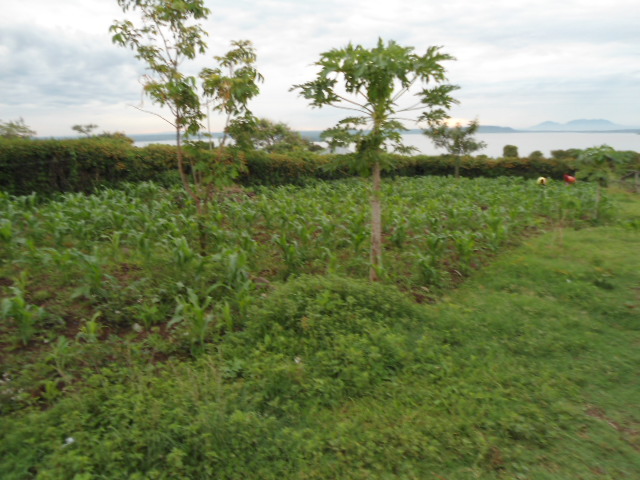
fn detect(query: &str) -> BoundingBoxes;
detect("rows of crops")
[0,176,609,355]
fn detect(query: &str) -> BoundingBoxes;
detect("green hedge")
[0,138,578,195]
[389,154,575,180]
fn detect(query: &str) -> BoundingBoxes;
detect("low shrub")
[222,275,430,411]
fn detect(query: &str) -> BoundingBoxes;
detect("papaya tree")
[424,119,486,178]
[577,144,627,219]
[292,38,458,281]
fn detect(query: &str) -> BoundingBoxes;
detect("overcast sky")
[1,0,638,137]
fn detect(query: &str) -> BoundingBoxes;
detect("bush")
[503,144,519,158]
[222,275,429,410]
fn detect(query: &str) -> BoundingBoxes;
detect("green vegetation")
[71,124,98,137]
[293,38,458,280]
[111,0,263,230]
[503,144,519,158]
[1,137,590,196]
[226,118,323,153]
[4,8,637,475]
[1,174,638,478]
[425,119,487,178]
[0,118,36,139]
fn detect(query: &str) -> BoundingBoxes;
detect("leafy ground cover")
[0,178,637,478]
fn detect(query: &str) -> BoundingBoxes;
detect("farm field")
[1,176,638,479]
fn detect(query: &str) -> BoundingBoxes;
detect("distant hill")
[527,119,635,132]
[477,125,518,133]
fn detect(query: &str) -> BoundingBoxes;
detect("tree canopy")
[0,118,36,139]
[424,119,486,177]
[227,118,322,153]
[293,38,458,165]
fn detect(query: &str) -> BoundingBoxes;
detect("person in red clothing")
[564,174,576,184]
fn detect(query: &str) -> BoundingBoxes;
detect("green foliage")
[528,150,545,160]
[111,3,262,225]
[110,0,210,137]
[292,38,458,164]
[223,275,426,409]
[0,137,586,196]
[227,117,322,153]
[169,288,217,354]
[0,118,36,139]
[576,144,626,187]
[1,202,638,478]
[71,124,98,137]
[503,144,519,158]
[200,40,264,148]
[1,285,47,346]
[551,148,582,160]
[0,138,153,195]
[293,38,458,280]
[424,119,487,177]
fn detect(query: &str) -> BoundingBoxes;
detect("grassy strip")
[301,216,639,479]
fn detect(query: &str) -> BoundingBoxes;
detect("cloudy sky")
[1,0,638,137]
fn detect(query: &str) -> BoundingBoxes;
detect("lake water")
[135,132,639,157]
[402,132,640,158]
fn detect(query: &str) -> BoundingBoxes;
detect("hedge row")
[0,138,576,195]
[0,138,180,195]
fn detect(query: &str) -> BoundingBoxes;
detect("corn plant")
[272,233,303,278]
[169,288,216,355]
[484,210,509,252]
[76,312,103,343]
[71,251,115,301]
[413,251,445,287]
[1,286,46,345]
[47,336,73,379]
[451,230,478,275]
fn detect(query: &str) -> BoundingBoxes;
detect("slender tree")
[110,0,210,211]
[200,40,264,150]
[424,119,486,178]
[293,38,458,281]
[111,2,262,219]
[111,2,262,252]
[0,118,36,139]
[187,40,263,204]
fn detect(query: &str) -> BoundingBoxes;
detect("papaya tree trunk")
[370,160,383,281]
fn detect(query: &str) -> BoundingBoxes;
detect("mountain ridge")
[526,118,637,131]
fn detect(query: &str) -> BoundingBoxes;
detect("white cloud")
[1,0,638,136]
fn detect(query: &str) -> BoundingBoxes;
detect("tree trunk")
[370,160,383,281]
[594,184,601,221]
[176,126,207,252]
